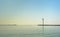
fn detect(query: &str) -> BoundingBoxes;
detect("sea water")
[0,25,60,37]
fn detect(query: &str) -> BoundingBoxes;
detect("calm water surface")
[0,25,60,37]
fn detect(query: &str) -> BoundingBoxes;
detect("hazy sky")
[0,0,60,25]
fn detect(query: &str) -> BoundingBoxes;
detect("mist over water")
[0,25,60,37]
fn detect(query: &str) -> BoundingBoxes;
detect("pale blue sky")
[0,0,60,25]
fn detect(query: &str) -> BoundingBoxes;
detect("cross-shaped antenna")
[42,18,44,26]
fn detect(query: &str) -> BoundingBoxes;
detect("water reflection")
[0,25,60,37]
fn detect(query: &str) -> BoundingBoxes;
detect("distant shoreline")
[38,24,60,26]
[0,24,16,26]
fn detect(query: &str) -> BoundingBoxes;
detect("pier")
[38,18,60,26]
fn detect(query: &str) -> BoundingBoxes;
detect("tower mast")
[42,18,44,37]
[42,18,44,26]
